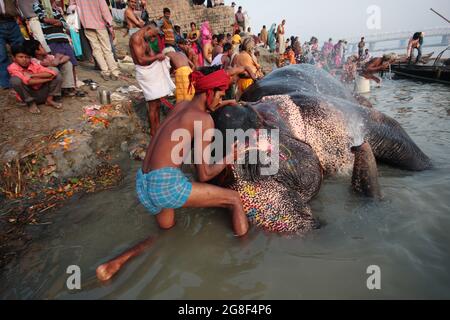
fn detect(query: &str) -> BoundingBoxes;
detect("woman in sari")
[200,21,213,65]
[268,23,277,53]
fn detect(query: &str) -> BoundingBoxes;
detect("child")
[7,44,62,114]
[25,39,83,97]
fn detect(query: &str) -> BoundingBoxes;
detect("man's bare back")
[165,51,193,70]
[142,102,210,173]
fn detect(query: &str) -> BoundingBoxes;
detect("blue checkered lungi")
[136,168,193,215]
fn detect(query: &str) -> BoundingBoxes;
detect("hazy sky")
[234,0,449,42]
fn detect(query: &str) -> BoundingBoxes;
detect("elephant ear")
[275,134,323,203]
[231,178,319,234]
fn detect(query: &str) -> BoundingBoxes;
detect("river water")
[1,78,449,299]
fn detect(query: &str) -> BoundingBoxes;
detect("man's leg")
[148,99,161,136]
[59,61,75,89]
[84,29,110,78]
[415,47,422,64]
[96,182,249,282]
[0,21,24,88]
[10,76,40,113]
[155,182,249,235]
[28,18,51,53]
[45,73,63,109]
[184,182,249,237]
[96,29,120,78]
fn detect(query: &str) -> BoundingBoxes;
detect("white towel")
[135,58,175,101]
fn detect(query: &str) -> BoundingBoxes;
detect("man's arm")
[226,65,257,81]
[195,115,235,182]
[125,8,144,28]
[28,77,54,85]
[54,54,70,65]
[131,38,165,66]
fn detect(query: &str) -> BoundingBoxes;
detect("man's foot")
[62,88,76,97]
[27,103,41,114]
[96,261,121,282]
[101,74,110,81]
[46,99,63,109]
[110,74,119,81]
[75,90,87,97]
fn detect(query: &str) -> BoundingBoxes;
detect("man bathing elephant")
[97,64,431,281]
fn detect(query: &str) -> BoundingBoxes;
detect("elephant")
[211,64,431,234]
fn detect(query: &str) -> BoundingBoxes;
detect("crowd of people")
[2,2,427,272]
[1,0,127,114]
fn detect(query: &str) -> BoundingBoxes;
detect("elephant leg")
[351,142,382,199]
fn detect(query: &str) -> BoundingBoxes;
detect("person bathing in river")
[137,68,249,235]
[96,69,250,282]
[130,25,174,136]
[360,53,397,85]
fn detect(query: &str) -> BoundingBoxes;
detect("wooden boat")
[391,64,450,85]
[391,47,450,85]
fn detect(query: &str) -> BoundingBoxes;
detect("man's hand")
[156,53,166,61]
[45,18,62,27]
[109,27,115,40]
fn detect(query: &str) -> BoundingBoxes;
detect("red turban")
[189,69,231,105]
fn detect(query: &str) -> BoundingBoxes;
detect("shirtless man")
[163,47,196,103]
[96,69,249,282]
[212,34,225,59]
[130,26,174,136]
[125,0,145,36]
[178,39,200,69]
[361,53,397,84]
[211,43,233,69]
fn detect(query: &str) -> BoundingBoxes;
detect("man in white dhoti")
[130,25,175,136]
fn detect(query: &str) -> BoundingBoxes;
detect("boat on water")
[391,47,450,85]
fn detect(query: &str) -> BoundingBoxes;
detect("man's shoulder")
[182,107,213,123]
[7,62,20,73]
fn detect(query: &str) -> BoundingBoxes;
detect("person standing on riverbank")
[0,1,24,89]
[130,25,174,136]
[358,37,365,59]
[17,0,50,53]
[277,20,286,54]
[157,7,176,48]
[235,6,245,31]
[260,25,268,48]
[70,0,121,81]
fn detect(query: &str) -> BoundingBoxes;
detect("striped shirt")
[33,1,69,44]
[70,0,112,30]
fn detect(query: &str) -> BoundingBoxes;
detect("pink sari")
[200,21,212,47]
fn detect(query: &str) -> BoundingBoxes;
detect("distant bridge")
[346,27,450,53]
